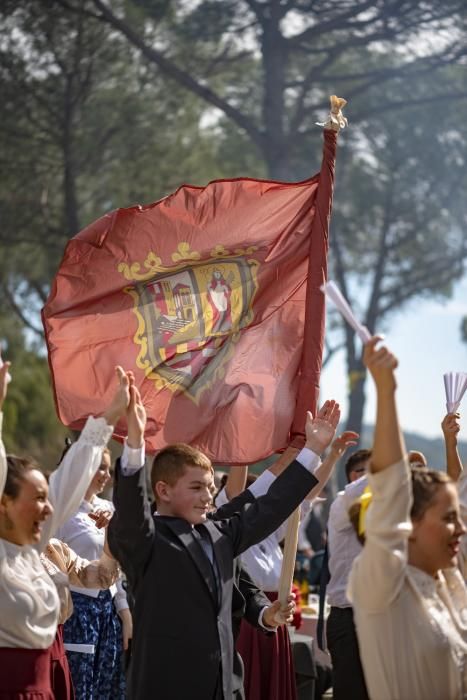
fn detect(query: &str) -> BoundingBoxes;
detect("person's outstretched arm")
[365,337,406,472]
[306,430,359,501]
[215,401,341,521]
[0,360,10,499]
[42,366,130,548]
[223,466,248,500]
[222,404,340,556]
[108,380,153,587]
[442,413,462,482]
[348,337,410,613]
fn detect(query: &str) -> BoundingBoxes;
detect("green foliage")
[1,0,467,449]
[0,314,70,466]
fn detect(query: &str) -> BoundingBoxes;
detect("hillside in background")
[360,426,467,471]
[244,426,467,487]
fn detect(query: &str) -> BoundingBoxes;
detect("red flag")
[43,131,336,464]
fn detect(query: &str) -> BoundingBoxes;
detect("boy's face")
[161,466,215,525]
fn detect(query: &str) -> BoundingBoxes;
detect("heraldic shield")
[123,252,259,401]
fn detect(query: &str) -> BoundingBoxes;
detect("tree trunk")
[345,357,367,438]
[334,355,367,489]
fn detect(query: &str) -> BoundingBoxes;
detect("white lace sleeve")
[39,416,113,550]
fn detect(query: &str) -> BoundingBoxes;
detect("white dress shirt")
[0,414,113,649]
[326,475,367,608]
[348,458,467,700]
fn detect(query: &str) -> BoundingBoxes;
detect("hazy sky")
[321,275,467,439]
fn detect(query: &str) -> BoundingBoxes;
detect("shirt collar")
[407,565,446,596]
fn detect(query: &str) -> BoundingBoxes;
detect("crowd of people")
[0,335,465,700]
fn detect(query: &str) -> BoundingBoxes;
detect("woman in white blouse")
[348,337,467,700]
[56,448,131,700]
[41,535,121,700]
[0,362,130,699]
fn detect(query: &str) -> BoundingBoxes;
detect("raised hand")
[330,430,359,457]
[103,366,131,426]
[442,412,462,481]
[364,337,405,472]
[305,399,340,455]
[127,380,147,448]
[88,509,113,529]
[441,413,460,444]
[0,360,11,411]
[363,336,398,392]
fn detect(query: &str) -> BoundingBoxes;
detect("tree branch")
[379,255,466,316]
[1,283,45,337]
[87,0,266,151]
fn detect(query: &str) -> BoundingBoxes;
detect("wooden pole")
[278,98,344,604]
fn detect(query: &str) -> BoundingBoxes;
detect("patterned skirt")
[63,591,125,700]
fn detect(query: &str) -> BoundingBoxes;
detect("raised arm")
[441,412,463,482]
[348,337,410,612]
[215,403,340,525]
[267,400,338,478]
[306,430,359,501]
[42,366,130,548]
[364,337,405,472]
[224,405,340,556]
[108,381,154,587]
[223,465,248,500]
[0,360,11,498]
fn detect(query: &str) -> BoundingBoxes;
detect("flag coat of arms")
[43,131,337,463]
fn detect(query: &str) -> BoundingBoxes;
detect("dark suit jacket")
[108,459,317,700]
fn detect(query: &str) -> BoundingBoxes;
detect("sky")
[320,275,467,439]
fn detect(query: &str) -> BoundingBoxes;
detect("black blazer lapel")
[162,517,218,606]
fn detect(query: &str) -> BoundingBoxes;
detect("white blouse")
[215,457,314,592]
[0,413,113,648]
[326,475,367,608]
[348,458,467,700]
[56,494,128,611]
[56,495,111,595]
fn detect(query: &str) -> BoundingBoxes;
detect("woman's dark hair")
[4,455,40,499]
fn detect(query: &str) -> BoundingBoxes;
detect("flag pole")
[278,97,346,606]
